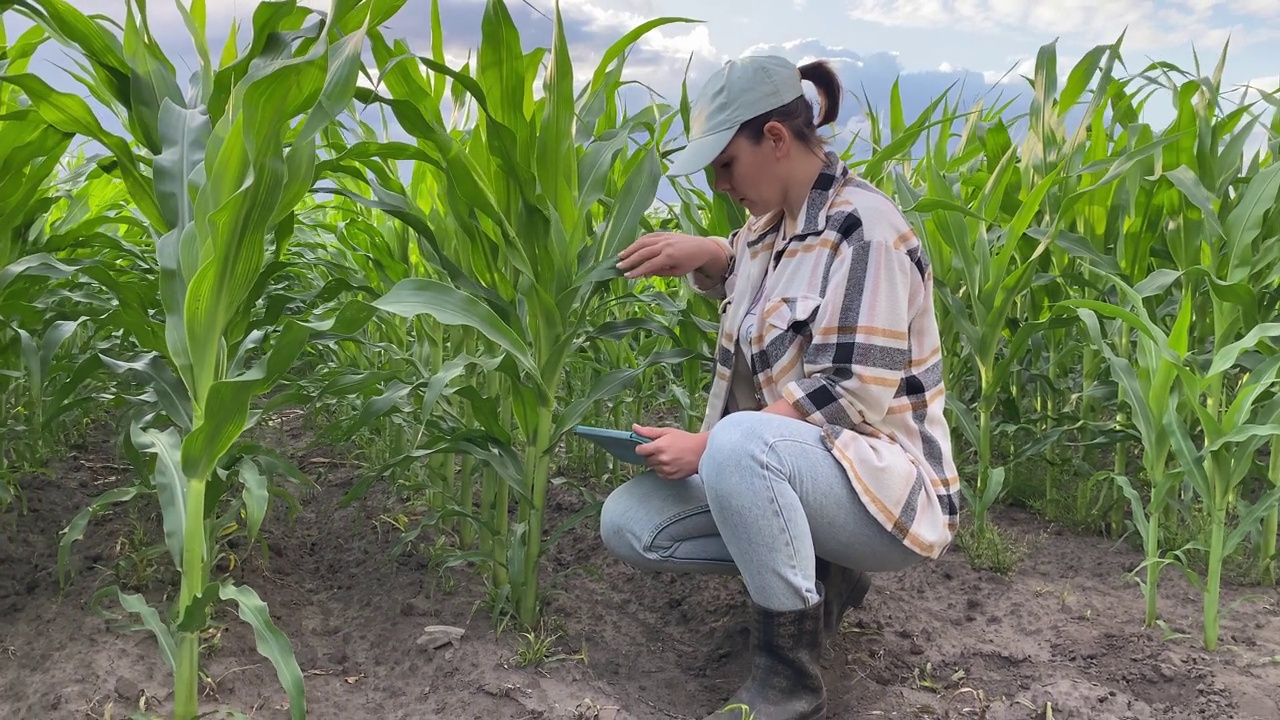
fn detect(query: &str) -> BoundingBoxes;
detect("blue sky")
[7,0,1278,171]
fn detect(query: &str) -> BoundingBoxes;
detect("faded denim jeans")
[599,411,923,612]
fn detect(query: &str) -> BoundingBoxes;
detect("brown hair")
[736,60,842,151]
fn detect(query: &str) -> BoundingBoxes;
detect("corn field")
[0,0,1277,717]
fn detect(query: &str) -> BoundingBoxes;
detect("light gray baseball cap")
[666,54,805,177]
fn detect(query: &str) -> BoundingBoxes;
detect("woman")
[600,54,961,720]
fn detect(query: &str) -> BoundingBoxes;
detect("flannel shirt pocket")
[761,294,822,336]
[758,293,823,378]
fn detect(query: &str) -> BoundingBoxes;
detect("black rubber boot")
[816,557,871,636]
[703,583,827,720]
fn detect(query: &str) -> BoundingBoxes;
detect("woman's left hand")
[632,425,707,480]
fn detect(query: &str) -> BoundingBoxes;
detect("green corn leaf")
[219,581,306,720]
[295,5,370,146]
[576,129,632,217]
[1223,163,1280,283]
[208,0,306,124]
[39,353,106,430]
[534,1,578,244]
[122,0,185,153]
[552,347,696,439]
[1165,405,1211,500]
[181,382,254,481]
[1207,323,1280,376]
[181,316,319,480]
[372,278,539,379]
[98,352,194,432]
[154,100,211,235]
[237,456,269,544]
[593,146,662,268]
[476,0,524,129]
[1222,484,1280,557]
[1163,165,1226,239]
[0,73,167,229]
[174,0,213,104]
[131,424,187,570]
[1223,355,1280,430]
[57,486,141,587]
[114,588,179,674]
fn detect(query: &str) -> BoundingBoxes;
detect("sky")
[6,0,1278,173]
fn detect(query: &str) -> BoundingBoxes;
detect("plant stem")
[174,632,201,720]
[1261,440,1278,585]
[174,473,208,719]
[490,372,510,592]
[977,392,992,531]
[1204,487,1227,651]
[1111,327,1131,538]
[1081,343,1098,470]
[1198,456,1228,653]
[517,402,556,627]
[1144,466,1164,627]
[459,451,476,551]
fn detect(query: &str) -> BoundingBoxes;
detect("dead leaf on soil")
[417,624,466,650]
[573,698,621,720]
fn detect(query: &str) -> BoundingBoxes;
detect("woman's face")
[708,122,791,216]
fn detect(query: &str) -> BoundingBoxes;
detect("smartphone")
[573,425,653,465]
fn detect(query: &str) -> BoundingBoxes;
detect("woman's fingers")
[617,243,660,272]
[617,232,666,260]
[620,245,675,278]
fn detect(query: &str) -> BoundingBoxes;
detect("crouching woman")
[599,54,961,720]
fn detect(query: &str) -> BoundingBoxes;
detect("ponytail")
[799,60,841,127]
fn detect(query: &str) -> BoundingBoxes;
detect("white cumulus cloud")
[1238,74,1280,103]
[739,38,1027,127]
[845,0,1280,49]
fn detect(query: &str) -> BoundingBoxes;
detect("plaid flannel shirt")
[688,151,961,559]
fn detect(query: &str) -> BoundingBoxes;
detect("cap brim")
[665,125,737,177]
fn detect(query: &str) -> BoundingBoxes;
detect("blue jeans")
[599,411,924,612]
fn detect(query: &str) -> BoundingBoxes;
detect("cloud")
[1238,74,1280,103]
[18,1,1021,133]
[739,39,1029,130]
[12,1,1122,186]
[844,0,1280,50]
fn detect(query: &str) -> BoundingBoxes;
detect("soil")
[2,413,1278,720]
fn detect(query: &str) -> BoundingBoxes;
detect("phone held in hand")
[572,425,652,465]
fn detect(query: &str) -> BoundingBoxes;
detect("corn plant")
[886,38,1130,533]
[1,0,392,716]
[1,0,1277,693]
[1063,284,1185,628]
[0,14,73,507]
[1051,51,1280,646]
[326,0,698,628]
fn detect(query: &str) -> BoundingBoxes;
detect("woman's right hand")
[616,232,726,279]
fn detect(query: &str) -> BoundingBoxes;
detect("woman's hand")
[632,424,708,480]
[617,232,727,280]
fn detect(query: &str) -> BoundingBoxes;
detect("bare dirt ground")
[2,414,1278,720]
